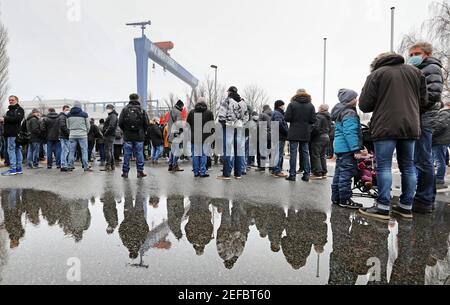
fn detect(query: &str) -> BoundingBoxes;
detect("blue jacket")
[331,103,362,154]
[271,108,289,141]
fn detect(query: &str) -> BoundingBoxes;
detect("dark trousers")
[331,152,357,203]
[98,143,106,162]
[105,137,115,167]
[114,144,123,161]
[414,128,436,207]
[311,134,330,176]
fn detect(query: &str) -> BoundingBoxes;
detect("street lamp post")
[211,65,218,104]
[391,7,396,52]
[323,38,327,104]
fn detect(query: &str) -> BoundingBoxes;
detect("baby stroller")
[352,124,378,199]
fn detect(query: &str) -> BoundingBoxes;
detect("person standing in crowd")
[217,86,248,180]
[42,108,61,169]
[118,93,149,179]
[148,118,164,164]
[271,100,289,178]
[67,101,92,172]
[26,109,42,169]
[87,118,103,162]
[97,119,106,166]
[256,104,273,172]
[408,42,444,214]
[167,100,185,172]
[431,101,450,188]
[114,127,123,163]
[1,96,25,176]
[187,98,214,178]
[59,105,71,172]
[101,104,118,172]
[359,52,428,220]
[285,89,316,182]
[331,89,362,209]
[310,104,332,180]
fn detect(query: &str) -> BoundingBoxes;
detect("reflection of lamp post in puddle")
[316,253,320,278]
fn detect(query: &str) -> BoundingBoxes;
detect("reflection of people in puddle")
[22,190,41,226]
[60,199,91,243]
[328,209,388,285]
[37,191,63,226]
[167,196,185,240]
[282,208,328,270]
[391,203,450,285]
[0,203,9,282]
[119,181,149,259]
[216,201,250,269]
[101,190,118,235]
[266,206,286,253]
[1,189,25,249]
[185,196,213,256]
[149,197,160,209]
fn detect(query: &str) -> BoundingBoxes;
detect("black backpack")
[122,105,144,131]
[16,119,30,146]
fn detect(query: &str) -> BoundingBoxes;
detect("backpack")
[16,119,30,146]
[122,105,144,131]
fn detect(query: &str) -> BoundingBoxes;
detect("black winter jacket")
[271,108,289,141]
[58,112,70,140]
[118,101,149,142]
[432,109,450,145]
[88,124,103,142]
[148,124,164,147]
[418,57,445,130]
[42,112,60,141]
[3,104,25,137]
[103,110,119,138]
[26,114,42,143]
[186,102,215,144]
[285,93,316,142]
[311,111,332,140]
[359,54,429,140]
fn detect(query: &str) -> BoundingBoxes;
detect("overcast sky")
[0,0,436,108]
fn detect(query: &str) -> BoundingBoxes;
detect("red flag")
[182,107,187,120]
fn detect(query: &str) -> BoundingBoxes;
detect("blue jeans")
[432,144,447,184]
[152,145,163,162]
[414,128,436,206]
[123,141,145,172]
[289,141,311,177]
[331,152,357,203]
[27,142,40,168]
[69,138,89,170]
[7,137,23,171]
[375,139,417,211]
[60,138,70,169]
[191,144,207,175]
[47,140,61,168]
[223,126,244,177]
[273,141,286,174]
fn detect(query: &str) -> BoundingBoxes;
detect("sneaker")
[310,175,323,181]
[235,176,242,180]
[322,175,328,179]
[339,199,363,210]
[286,176,296,182]
[332,200,340,206]
[47,166,52,169]
[272,172,288,178]
[200,174,210,178]
[1,169,17,176]
[60,168,69,172]
[392,205,413,219]
[137,172,147,179]
[301,176,310,182]
[358,205,390,220]
[217,175,231,181]
[16,168,23,175]
[194,173,200,178]
[168,166,173,172]
[173,166,184,172]
[121,172,129,179]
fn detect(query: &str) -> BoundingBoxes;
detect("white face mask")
[107,109,113,114]
[64,111,70,115]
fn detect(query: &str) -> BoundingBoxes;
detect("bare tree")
[243,84,270,114]
[0,21,9,115]
[398,0,450,99]
[191,75,227,119]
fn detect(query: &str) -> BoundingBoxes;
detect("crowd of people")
[0,41,447,221]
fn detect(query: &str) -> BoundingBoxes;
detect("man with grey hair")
[408,42,445,214]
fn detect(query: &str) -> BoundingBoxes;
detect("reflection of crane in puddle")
[130,203,191,269]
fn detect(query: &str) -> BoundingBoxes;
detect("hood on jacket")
[194,102,208,113]
[291,92,312,104]
[108,110,118,116]
[46,112,59,120]
[27,113,38,120]
[8,104,20,111]
[318,111,331,120]
[371,53,405,72]
[418,56,443,69]
[331,103,356,122]
[338,89,358,104]
[68,107,88,118]
[128,100,141,107]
